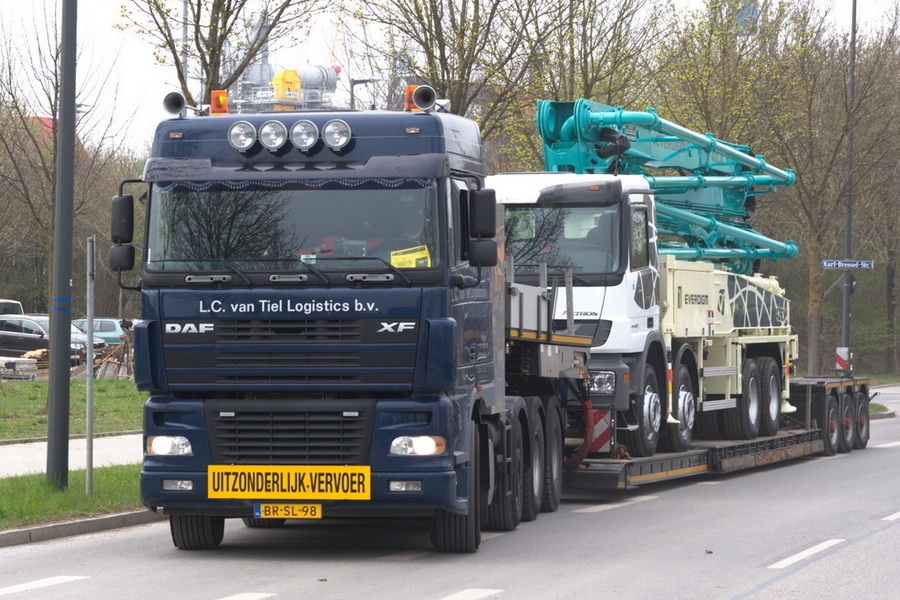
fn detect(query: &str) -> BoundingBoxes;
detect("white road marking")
[216,594,276,600]
[767,539,845,569]
[437,589,504,600]
[882,511,900,521]
[874,441,900,448]
[574,495,657,513]
[0,576,89,597]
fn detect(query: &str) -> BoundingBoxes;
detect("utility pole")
[47,0,78,489]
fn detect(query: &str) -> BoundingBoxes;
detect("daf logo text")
[166,323,215,334]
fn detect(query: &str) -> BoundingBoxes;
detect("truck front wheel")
[170,514,225,550]
[624,364,661,457]
[662,363,695,452]
[431,422,482,553]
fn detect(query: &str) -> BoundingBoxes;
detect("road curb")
[0,510,165,549]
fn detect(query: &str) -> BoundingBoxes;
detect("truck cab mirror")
[469,189,496,239]
[111,195,134,244]
[468,239,497,267]
[109,244,135,272]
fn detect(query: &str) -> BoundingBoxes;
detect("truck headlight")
[389,435,446,456]
[147,435,193,456]
[322,119,351,150]
[589,371,616,395]
[227,121,256,152]
[259,120,288,151]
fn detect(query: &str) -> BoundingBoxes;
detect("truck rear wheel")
[853,391,870,449]
[623,364,661,457]
[485,412,524,531]
[820,393,840,456]
[170,514,225,550]
[757,357,782,437]
[837,392,855,453]
[541,402,563,513]
[723,359,761,440]
[521,410,544,522]
[432,422,481,553]
[662,363,694,452]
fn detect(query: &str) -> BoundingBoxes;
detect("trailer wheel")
[432,422,481,553]
[662,363,695,452]
[521,410,544,522]
[624,364,661,457]
[541,402,563,513]
[485,412,524,531]
[820,393,840,456]
[757,357,782,437]
[723,359,761,440]
[853,391,870,449]
[170,514,225,550]
[837,392,855,453]
[241,517,286,528]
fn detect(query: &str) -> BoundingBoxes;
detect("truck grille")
[205,399,375,465]
[216,319,361,342]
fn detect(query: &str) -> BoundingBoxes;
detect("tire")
[757,357,782,437]
[521,410,544,522]
[170,514,225,550]
[485,411,524,531]
[623,364,661,457]
[432,422,481,553]
[837,392,855,453]
[723,359,761,440]
[241,517,286,528]
[694,410,722,440]
[661,362,695,452]
[541,402,563,513]
[820,393,840,456]
[853,391,870,449]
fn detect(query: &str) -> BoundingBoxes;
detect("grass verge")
[0,464,143,531]
[0,379,144,440]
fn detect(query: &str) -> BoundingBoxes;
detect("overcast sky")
[0,0,896,152]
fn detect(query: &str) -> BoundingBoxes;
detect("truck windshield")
[505,204,621,275]
[146,178,441,271]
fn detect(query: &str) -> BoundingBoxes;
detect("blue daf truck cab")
[109,88,571,553]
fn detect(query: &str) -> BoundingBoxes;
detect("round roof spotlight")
[228,121,257,152]
[259,120,288,151]
[290,120,319,152]
[322,119,351,151]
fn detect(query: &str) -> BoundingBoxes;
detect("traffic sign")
[821,259,874,270]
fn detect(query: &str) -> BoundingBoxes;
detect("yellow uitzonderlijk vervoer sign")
[208,465,371,500]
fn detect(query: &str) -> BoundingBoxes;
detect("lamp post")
[840,0,857,372]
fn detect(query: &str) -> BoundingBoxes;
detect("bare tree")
[354,0,562,140]
[119,0,323,106]
[0,6,141,315]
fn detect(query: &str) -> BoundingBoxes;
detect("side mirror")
[469,189,496,239]
[109,244,135,272]
[111,195,134,244]
[468,239,497,267]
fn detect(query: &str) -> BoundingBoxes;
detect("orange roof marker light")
[210,90,229,114]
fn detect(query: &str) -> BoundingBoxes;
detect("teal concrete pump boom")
[536,99,798,274]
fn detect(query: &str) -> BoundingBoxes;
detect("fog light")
[147,435,193,456]
[162,479,194,491]
[589,371,616,394]
[389,435,446,456]
[389,480,423,492]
